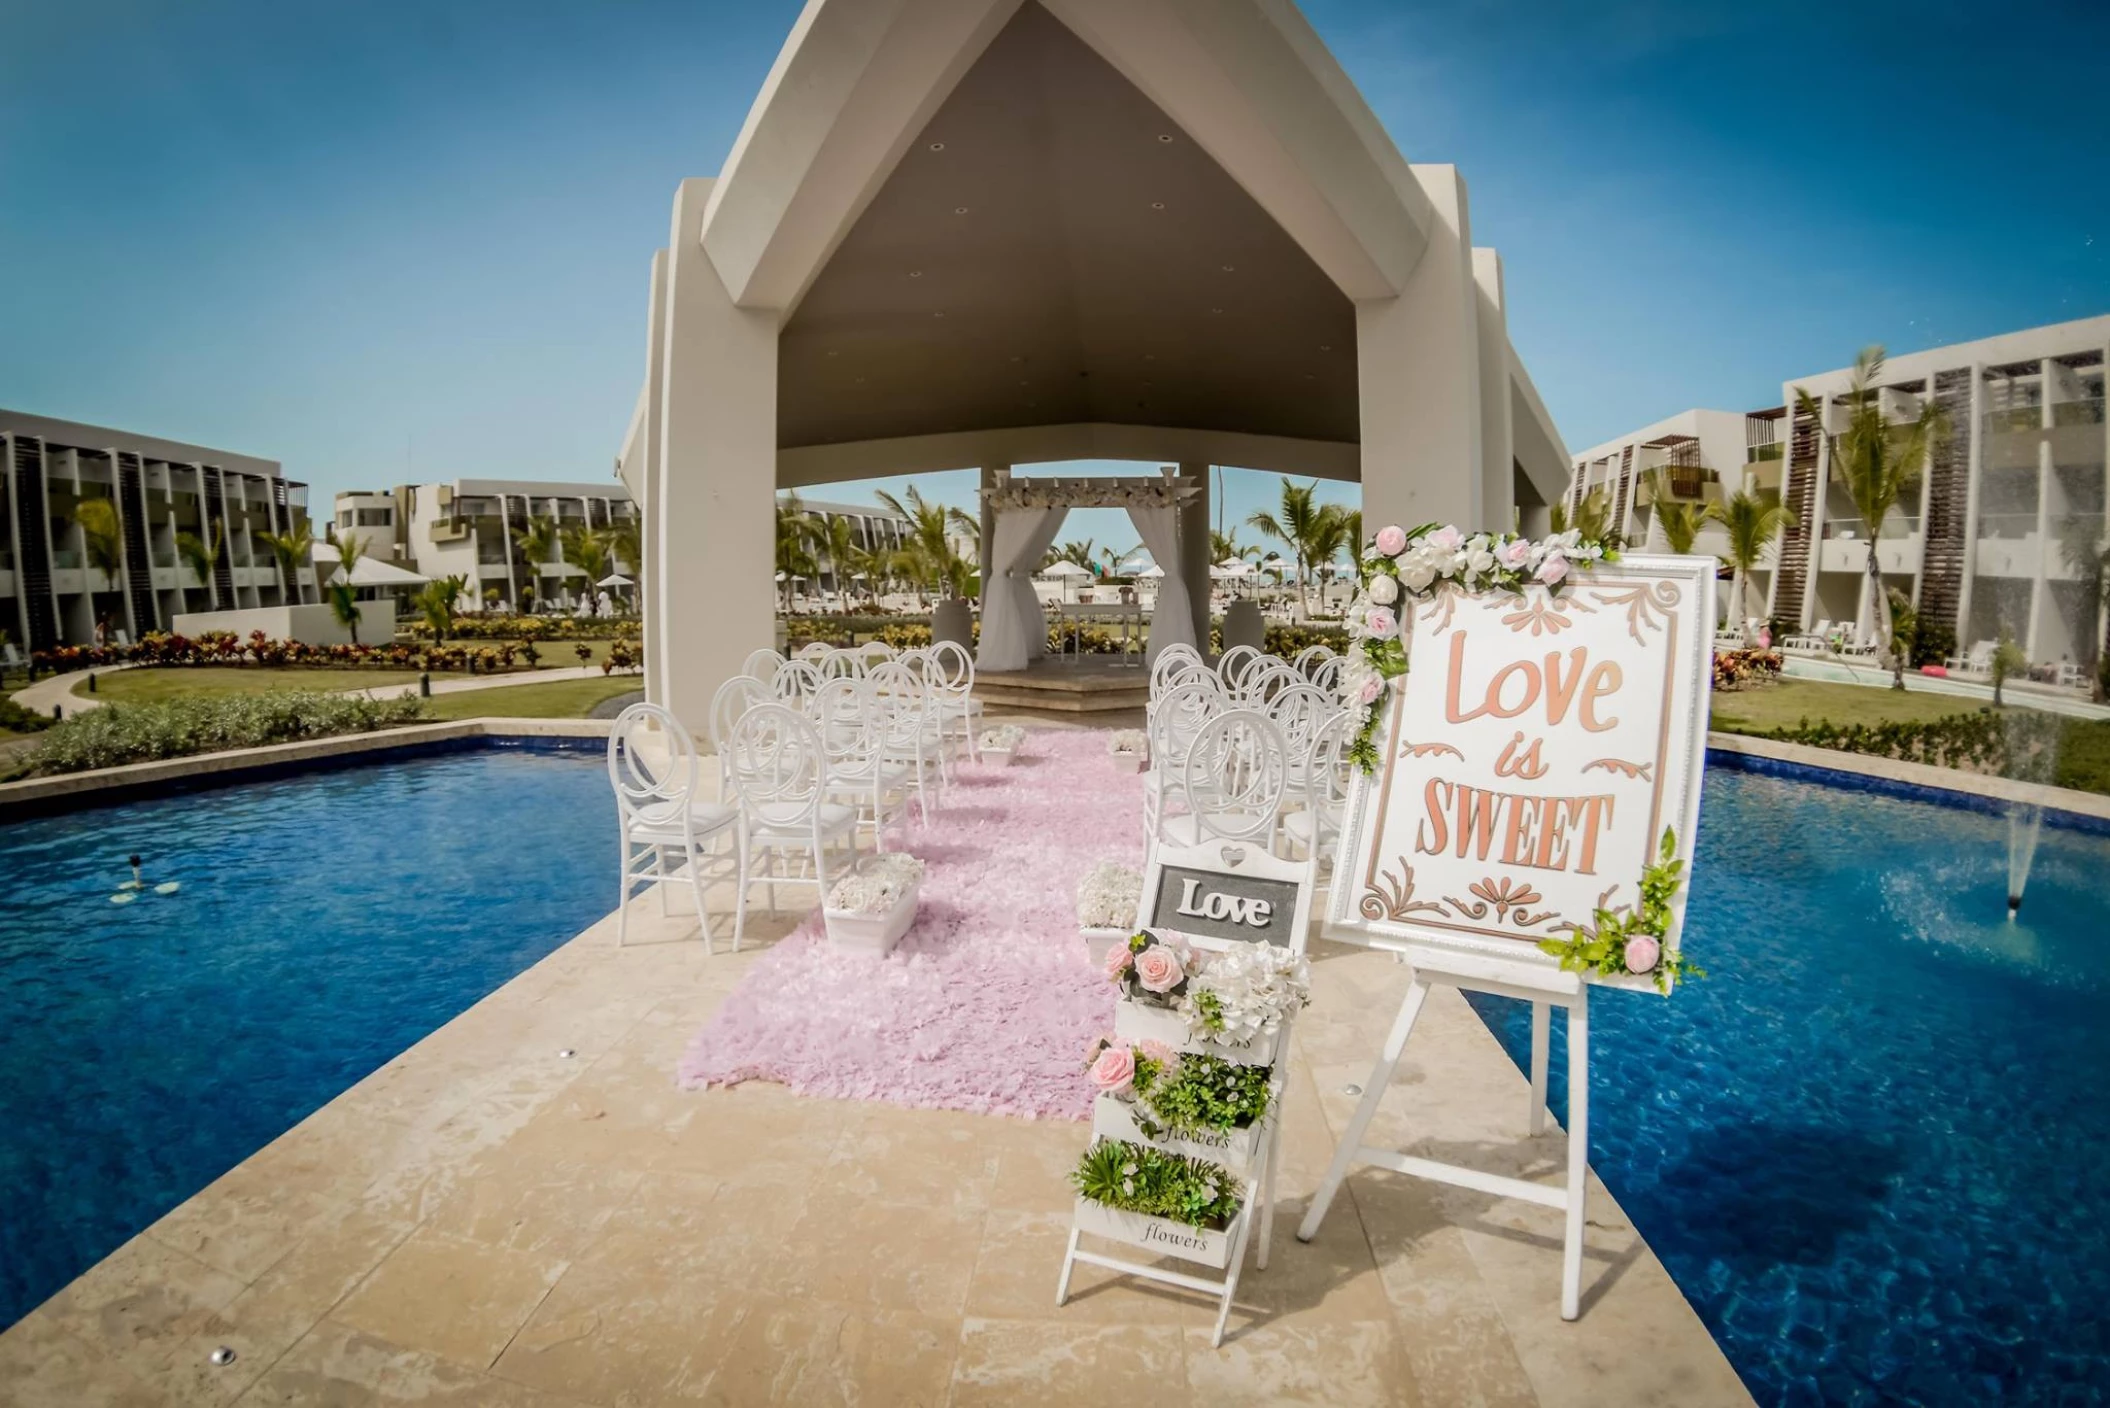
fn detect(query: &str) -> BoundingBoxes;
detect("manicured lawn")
[1709,678,1986,735]
[74,667,426,703]
[420,675,640,720]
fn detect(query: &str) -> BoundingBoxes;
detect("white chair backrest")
[820,648,866,680]
[708,675,770,757]
[1291,644,1334,677]
[1265,682,1334,759]
[1309,654,1344,697]
[929,639,975,699]
[1179,709,1289,844]
[1150,646,1206,703]
[1303,709,1354,812]
[1235,658,1299,707]
[724,703,828,826]
[741,648,784,682]
[796,641,833,661]
[1148,673,1223,769]
[1216,643,1264,692]
[859,640,897,663]
[811,676,877,762]
[607,702,699,820]
[773,657,825,704]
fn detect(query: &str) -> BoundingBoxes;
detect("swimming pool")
[1471,763,2110,1405]
[0,744,616,1330]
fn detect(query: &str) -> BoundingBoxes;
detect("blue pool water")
[1470,766,2110,1406]
[0,745,616,1329]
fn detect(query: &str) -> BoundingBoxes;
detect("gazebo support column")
[655,176,778,734]
[1356,165,1486,534]
[1178,463,1211,647]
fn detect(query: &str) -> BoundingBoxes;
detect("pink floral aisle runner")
[678,729,1139,1119]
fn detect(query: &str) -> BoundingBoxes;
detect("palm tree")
[606,518,642,578]
[412,573,468,643]
[1551,486,1618,545]
[326,532,367,644]
[1303,506,1353,612]
[1049,539,1098,573]
[876,487,975,603]
[1716,488,1796,646]
[256,521,316,600]
[814,514,860,613]
[515,514,560,605]
[1990,630,2028,709]
[776,492,818,611]
[1795,346,1948,689]
[562,524,613,605]
[175,524,223,599]
[72,497,124,593]
[1644,471,1715,556]
[1246,478,1329,618]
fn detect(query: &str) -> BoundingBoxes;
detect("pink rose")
[1624,935,1661,974]
[1102,944,1133,979]
[1373,524,1408,556]
[1133,945,1185,993]
[1537,553,1570,586]
[1364,607,1398,639]
[1088,1043,1136,1096]
[1136,1039,1175,1065]
[1358,675,1383,705]
[1498,539,1532,569]
[1427,525,1464,553]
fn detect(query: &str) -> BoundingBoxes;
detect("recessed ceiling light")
[826,350,839,358]
[1009,355,1022,363]
[1319,344,1331,352]
[855,376,867,384]
[1156,134,1174,143]
[908,270,923,278]
[928,141,946,151]
[1211,307,1224,315]
[954,206,969,215]
[1221,265,1236,273]
[1150,202,1165,210]
[932,311,945,318]
[1143,354,1156,362]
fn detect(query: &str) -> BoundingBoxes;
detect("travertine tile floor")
[0,888,1753,1407]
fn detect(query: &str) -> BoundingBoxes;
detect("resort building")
[618,0,1574,729]
[331,479,640,612]
[2,409,312,651]
[1564,313,2110,666]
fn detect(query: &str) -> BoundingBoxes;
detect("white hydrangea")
[1107,729,1147,756]
[827,853,925,915]
[980,724,1026,752]
[1183,943,1312,1049]
[1076,860,1142,929]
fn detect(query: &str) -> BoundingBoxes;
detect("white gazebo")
[617,0,1573,729]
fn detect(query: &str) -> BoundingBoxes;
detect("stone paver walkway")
[0,865,1751,1406]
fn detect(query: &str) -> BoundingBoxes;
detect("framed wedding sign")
[1325,553,1715,994]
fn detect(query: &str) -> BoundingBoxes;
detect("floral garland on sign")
[1338,523,1621,772]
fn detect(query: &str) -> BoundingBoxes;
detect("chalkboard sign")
[1140,839,1315,955]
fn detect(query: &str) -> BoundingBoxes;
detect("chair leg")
[616,841,633,948]
[655,848,671,916]
[732,825,749,953]
[690,841,712,956]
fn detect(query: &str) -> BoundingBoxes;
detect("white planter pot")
[1073,1197,1235,1269]
[822,882,919,956]
[1093,1094,1262,1170]
[981,747,1016,767]
[1114,998,1282,1068]
[1108,751,1145,774]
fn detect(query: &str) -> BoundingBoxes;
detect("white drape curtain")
[976,506,1069,673]
[1126,504,1195,665]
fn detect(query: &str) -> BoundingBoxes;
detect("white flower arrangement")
[1181,943,1312,1050]
[1340,523,1619,771]
[1107,729,1147,756]
[825,853,925,916]
[1076,861,1142,930]
[980,724,1026,753]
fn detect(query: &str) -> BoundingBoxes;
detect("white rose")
[1400,561,1436,592]
[1466,548,1495,574]
[1366,574,1399,605]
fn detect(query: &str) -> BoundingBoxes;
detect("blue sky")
[4,0,2105,558]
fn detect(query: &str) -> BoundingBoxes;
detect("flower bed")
[1712,647,1783,692]
[10,691,428,778]
[30,630,641,678]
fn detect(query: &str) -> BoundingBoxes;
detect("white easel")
[1297,947,1596,1317]
[1056,837,1314,1346]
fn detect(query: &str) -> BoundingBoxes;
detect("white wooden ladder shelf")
[1056,837,1316,1347]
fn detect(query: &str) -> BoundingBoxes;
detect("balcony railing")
[51,547,83,569]
[1744,442,1784,463]
[1822,515,1920,541]
[2052,397,2106,428]
[1975,511,2040,540]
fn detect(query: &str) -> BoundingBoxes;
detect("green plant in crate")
[1071,1139,1243,1231]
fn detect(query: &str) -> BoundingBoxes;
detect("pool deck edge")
[1706,731,2110,826]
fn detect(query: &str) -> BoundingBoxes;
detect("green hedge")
[1760,708,2110,795]
[13,692,429,778]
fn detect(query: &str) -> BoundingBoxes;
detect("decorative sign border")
[1322,555,1715,993]
[1139,839,1315,958]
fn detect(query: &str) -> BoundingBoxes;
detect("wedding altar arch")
[978,470,1203,673]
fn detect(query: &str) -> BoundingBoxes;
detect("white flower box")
[1072,1197,1236,1270]
[1113,998,1281,1068]
[1108,750,1145,775]
[822,880,919,956]
[1093,1093,1262,1170]
[982,747,1016,767]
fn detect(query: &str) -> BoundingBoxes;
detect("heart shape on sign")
[1220,844,1246,868]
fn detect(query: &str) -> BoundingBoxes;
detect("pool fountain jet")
[2007,802,2043,922]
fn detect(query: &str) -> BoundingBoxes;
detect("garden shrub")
[0,697,52,734]
[1712,648,1783,692]
[412,614,640,643]
[16,692,429,777]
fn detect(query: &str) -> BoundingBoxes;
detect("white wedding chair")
[811,677,912,852]
[1291,644,1334,677]
[928,639,984,762]
[772,657,825,706]
[722,703,858,920]
[607,703,744,951]
[741,647,784,683]
[1216,643,1264,694]
[1281,710,1353,873]
[796,641,833,662]
[866,660,944,822]
[1142,674,1225,845]
[708,674,769,784]
[1309,654,1344,698]
[1157,709,1290,853]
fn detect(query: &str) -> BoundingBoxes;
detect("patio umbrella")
[597,573,633,588]
[1041,559,1090,604]
[1209,560,1251,578]
[327,557,428,588]
[1136,564,1166,579]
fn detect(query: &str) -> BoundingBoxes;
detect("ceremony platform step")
[976,660,1150,715]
